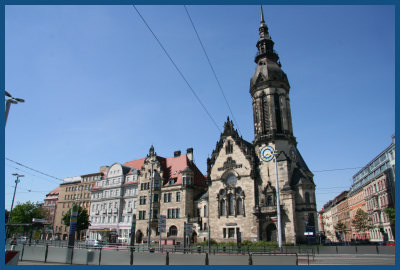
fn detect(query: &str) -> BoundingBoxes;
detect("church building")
[205,7,317,244]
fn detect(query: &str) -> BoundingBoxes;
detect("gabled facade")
[206,7,317,244]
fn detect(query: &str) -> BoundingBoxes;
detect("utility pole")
[6,173,24,239]
[273,150,283,250]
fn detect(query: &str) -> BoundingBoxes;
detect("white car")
[85,240,105,247]
[16,236,28,244]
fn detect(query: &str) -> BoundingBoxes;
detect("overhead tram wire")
[5,157,63,182]
[5,164,61,185]
[311,166,364,173]
[184,5,242,136]
[131,5,221,133]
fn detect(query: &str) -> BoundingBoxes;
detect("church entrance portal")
[266,223,277,242]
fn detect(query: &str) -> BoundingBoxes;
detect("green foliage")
[384,208,395,224]
[352,209,373,232]
[62,204,90,233]
[5,209,10,223]
[334,221,347,234]
[8,201,47,235]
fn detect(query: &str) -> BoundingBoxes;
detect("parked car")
[387,241,395,246]
[85,240,106,247]
[17,236,28,244]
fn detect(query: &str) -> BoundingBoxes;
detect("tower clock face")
[225,174,237,187]
[260,146,275,162]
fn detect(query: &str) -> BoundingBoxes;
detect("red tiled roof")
[124,158,146,170]
[123,154,206,187]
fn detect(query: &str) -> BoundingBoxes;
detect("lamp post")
[259,146,283,249]
[5,91,25,127]
[6,173,24,239]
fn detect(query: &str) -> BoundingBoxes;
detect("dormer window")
[169,178,177,185]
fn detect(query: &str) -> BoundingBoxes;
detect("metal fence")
[5,244,299,265]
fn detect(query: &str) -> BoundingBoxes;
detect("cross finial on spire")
[261,5,265,23]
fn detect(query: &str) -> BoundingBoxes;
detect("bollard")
[130,247,134,265]
[248,253,253,265]
[21,244,25,261]
[44,244,49,263]
[98,247,102,265]
[166,251,169,265]
[376,245,379,254]
[335,245,338,254]
[307,253,309,265]
[205,252,209,265]
[355,245,357,253]
[70,247,74,264]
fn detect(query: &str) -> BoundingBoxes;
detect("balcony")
[95,210,100,215]
[113,208,119,214]
[188,217,201,224]
[127,208,133,213]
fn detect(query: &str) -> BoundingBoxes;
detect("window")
[128,201,132,208]
[133,201,137,209]
[154,180,160,188]
[223,228,226,238]
[153,209,158,219]
[139,211,146,220]
[169,179,176,185]
[176,192,181,202]
[237,198,243,215]
[140,196,147,205]
[169,226,177,236]
[228,228,235,238]
[204,205,207,217]
[225,140,233,154]
[168,209,172,219]
[153,194,159,203]
[176,208,180,218]
[172,209,176,218]
[164,193,172,203]
[220,200,226,216]
[228,194,234,215]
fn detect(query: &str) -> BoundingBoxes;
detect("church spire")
[255,6,278,64]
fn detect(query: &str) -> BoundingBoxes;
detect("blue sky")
[5,5,395,214]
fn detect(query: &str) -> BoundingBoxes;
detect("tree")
[352,209,373,235]
[7,201,47,236]
[62,204,90,240]
[5,209,10,223]
[334,221,347,241]
[384,207,395,240]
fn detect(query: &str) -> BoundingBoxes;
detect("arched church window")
[228,194,234,215]
[237,198,243,215]
[305,192,311,204]
[220,200,226,216]
[274,93,283,133]
[262,95,270,131]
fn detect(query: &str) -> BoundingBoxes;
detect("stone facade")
[206,7,317,244]
[42,187,60,240]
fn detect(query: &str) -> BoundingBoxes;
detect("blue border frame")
[2,1,398,269]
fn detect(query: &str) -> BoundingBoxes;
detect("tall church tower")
[250,6,317,244]
[250,6,295,147]
[206,6,317,244]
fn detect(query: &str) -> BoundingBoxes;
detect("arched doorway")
[266,223,277,242]
[135,230,143,244]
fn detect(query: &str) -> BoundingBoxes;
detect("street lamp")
[259,146,283,249]
[5,91,25,127]
[6,173,24,239]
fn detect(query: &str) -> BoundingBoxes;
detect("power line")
[5,157,63,181]
[184,5,241,136]
[131,5,221,133]
[312,166,364,173]
[5,163,60,185]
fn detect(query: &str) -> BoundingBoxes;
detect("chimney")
[186,148,193,162]
[174,150,181,157]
